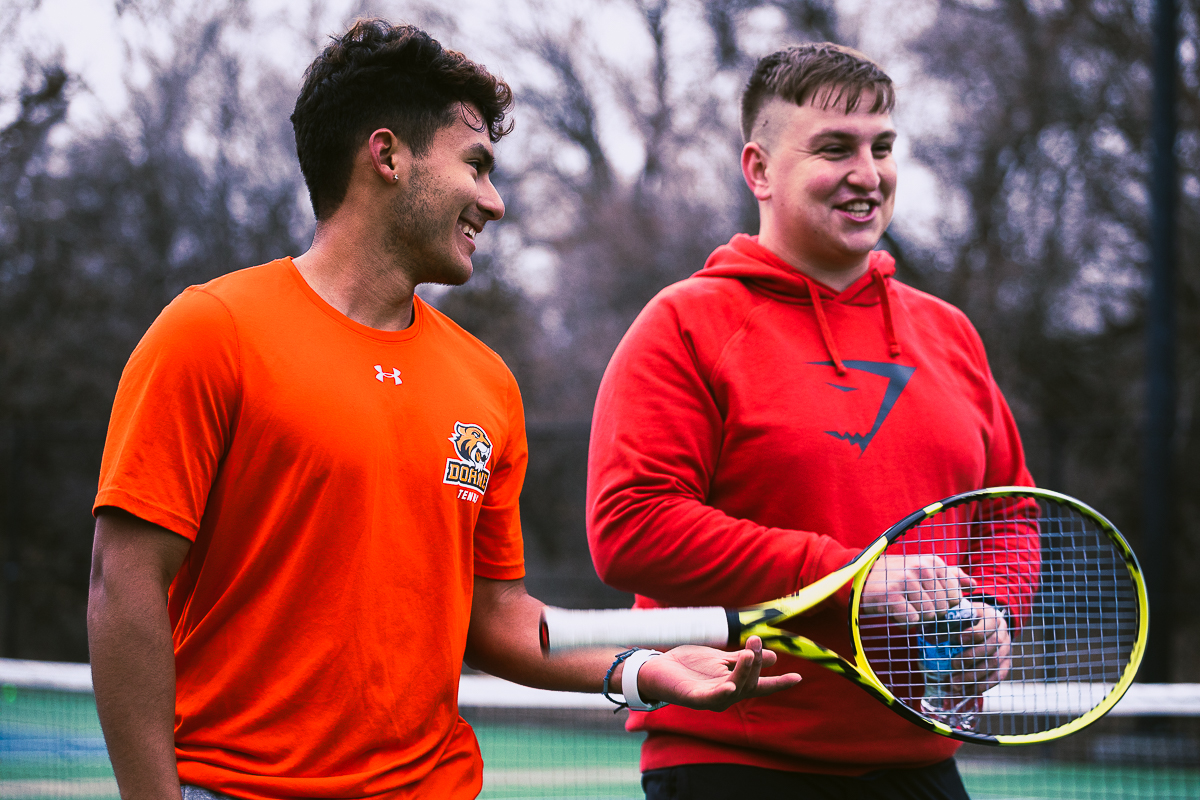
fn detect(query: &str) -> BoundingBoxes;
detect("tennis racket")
[541,487,1148,745]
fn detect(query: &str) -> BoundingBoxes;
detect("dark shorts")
[642,759,971,800]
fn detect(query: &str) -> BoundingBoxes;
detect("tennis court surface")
[3,660,1197,799]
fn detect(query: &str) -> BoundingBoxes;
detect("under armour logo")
[374,365,402,385]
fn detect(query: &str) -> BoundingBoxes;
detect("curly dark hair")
[741,43,894,142]
[292,20,514,220]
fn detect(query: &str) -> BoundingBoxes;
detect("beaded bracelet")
[602,647,668,713]
[602,648,640,711]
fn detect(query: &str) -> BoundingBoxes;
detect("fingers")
[905,558,949,621]
[865,555,976,626]
[730,637,801,700]
[724,636,763,694]
[958,643,1010,689]
[906,559,974,622]
[956,606,1011,690]
[883,585,922,627]
[932,604,1010,691]
[754,673,804,692]
[864,555,923,625]
[759,646,779,669]
[639,639,800,713]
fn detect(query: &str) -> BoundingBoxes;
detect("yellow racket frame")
[729,487,1149,745]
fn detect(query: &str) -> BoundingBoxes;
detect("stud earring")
[393,174,399,182]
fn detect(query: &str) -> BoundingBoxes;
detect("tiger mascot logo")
[450,422,493,469]
[444,422,493,493]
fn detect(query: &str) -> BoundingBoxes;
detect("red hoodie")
[587,234,1034,775]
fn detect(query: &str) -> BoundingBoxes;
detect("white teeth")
[460,223,476,239]
[842,201,872,218]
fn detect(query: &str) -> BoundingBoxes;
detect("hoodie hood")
[695,233,901,375]
[697,233,896,302]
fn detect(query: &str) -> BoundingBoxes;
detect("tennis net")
[3,659,1197,799]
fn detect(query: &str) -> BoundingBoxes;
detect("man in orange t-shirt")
[85,19,801,800]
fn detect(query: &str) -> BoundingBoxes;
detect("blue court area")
[0,684,117,800]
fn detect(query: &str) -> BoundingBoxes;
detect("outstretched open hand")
[633,636,802,712]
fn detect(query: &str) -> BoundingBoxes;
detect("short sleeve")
[470,371,527,580]
[94,288,241,540]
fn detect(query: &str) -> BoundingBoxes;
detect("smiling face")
[744,96,897,289]
[386,105,504,286]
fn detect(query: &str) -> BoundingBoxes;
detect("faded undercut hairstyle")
[740,43,894,143]
[292,19,514,220]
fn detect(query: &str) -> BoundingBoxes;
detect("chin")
[841,233,885,257]
[425,263,474,287]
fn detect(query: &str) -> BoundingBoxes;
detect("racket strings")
[858,495,1140,736]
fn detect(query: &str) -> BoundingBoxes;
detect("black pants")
[642,759,971,800]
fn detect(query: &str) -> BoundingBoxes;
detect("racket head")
[847,487,1148,745]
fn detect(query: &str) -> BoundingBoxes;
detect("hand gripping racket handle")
[539,606,737,653]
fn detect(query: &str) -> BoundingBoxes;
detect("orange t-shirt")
[94,258,527,800]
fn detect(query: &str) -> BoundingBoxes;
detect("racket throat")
[725,609,744,649]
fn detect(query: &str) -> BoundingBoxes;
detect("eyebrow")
[465,143,496,173]
[810,129,897,145]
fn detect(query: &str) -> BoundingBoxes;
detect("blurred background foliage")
[0,0,1197,679]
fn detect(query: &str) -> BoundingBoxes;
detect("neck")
[757,230,870,292]
[293,217,419,332]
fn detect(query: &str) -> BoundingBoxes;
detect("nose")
[846,147,881,192]
[480,177,505,222]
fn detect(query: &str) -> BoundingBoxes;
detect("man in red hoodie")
[586,43,1034,799]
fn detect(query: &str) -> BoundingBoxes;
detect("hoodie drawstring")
[873,269,902,358]
[805,269,902,375]
[805,278,847,376]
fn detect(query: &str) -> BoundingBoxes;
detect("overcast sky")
[2,0,956,244]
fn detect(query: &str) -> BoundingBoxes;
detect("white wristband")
[621,649,668,711]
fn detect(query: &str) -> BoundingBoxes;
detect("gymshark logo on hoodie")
[810,360,916,455]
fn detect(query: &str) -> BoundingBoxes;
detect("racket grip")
[540,606,733,653]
